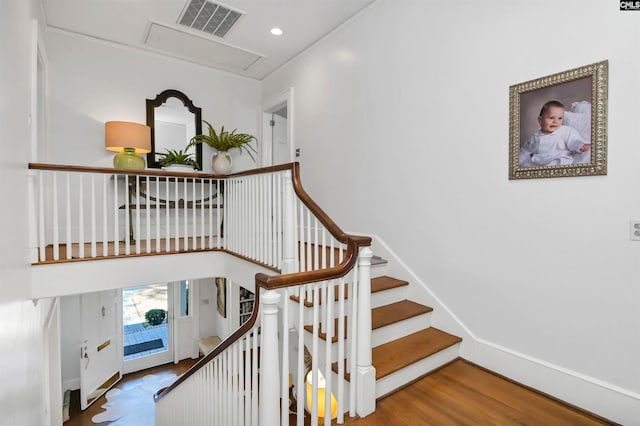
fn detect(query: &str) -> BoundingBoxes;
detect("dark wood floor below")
[65,358,198,426]
[64,358,614,426]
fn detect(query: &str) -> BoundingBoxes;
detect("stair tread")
[373,328,461,379]
[372,300,432,330]
[303,300,432,342]
[332,328,462,381]
[371,276,408,293]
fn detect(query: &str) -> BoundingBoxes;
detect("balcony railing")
[28,162,374,425]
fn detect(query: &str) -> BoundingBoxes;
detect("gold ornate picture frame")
[216,277,226,318]
[509,60,608,180]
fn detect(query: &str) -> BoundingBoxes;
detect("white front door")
[79,290,122,410]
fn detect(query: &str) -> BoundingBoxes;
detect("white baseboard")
[63,378,80,392]
[351,231,640,425]
[474,339,640,425]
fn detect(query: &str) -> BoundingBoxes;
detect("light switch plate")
[630,220,640,241]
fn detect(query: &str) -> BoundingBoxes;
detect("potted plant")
[158,148,199,171]
[187,120,257,174]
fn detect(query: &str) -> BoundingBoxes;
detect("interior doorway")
[262,88,294,166]
[121,283,173,374]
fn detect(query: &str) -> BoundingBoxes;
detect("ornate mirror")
[146,89,202,170]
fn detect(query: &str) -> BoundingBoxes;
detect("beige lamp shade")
[105,121,151,153]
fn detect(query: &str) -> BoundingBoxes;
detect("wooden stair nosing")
[371,300,433,330]
[303,300,433,343]
[331,328,462,382]
[371,276,408,293]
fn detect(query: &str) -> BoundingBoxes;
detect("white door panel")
[79,290,121,410]
[272,114,290,165]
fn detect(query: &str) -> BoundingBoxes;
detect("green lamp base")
[113,148,146,169]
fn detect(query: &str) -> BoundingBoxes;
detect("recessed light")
[270,27,283,36]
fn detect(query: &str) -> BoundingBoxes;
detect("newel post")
[282,170,296,274]
[356,247,376,417]
[259,289,281,426]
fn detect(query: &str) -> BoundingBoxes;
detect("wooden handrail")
[154,161,371,402]
[257,162,371,290]
[28,161,294,178]
[154,287,262,402]
[30,162,372,404]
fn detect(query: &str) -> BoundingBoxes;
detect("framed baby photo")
[508,60,608,180]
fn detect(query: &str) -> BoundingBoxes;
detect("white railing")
[28,162,374,425]
[155,246,374,426]
[30,164,224,262]
[29,164,348,272]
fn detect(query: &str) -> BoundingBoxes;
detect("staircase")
[294,258,462,405]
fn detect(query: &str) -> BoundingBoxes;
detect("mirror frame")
[146,89,203,170]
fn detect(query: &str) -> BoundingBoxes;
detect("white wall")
[198,278,220,340]
[44,30,261,173]
[60,295,81,391]
[0,1,50,424]
[263,0,640,422]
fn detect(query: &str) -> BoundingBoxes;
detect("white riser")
[372,312,432,347]
[375,343,460,399]
[371,285,406,308]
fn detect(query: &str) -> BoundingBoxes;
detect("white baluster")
[183,177,188,251]
[192,178,197,250]
[38,172,45,261]
[90,175,96,257]
[259,289,281,426]
[296,285,306,426]
[174,178,180,251]
[153,177,158,252]
[281,287,290,426]
[113,174,119,256]
[337,277,346,423]
[145,176,150,253]
[165,178,170,252]
[102,175,108,257]
[324,280,334,426]
[124,175,130,255]
[78,175,84,259]
[135,176,140,254]
[282,170,295,274]
[208,179,214,249]
[64,173,71,259]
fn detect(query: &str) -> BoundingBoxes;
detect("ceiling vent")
[178,0,243,38]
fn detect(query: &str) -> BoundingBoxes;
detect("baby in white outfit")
[521,100,590,166]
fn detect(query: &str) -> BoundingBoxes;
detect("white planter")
[212,152,232,174]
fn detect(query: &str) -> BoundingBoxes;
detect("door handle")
[82,345,90,370]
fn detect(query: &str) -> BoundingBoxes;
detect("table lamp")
[105,121,151,169]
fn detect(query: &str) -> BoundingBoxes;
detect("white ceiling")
[41,0,378,80]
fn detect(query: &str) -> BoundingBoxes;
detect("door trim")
[262,87,294,166]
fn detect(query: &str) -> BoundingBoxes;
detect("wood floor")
[340,359,615,426]
[65,358,614,425]
[65,358,198,426]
